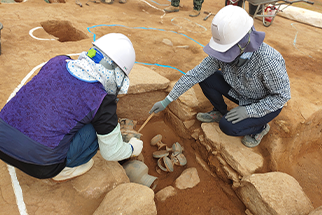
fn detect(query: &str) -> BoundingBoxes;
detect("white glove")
[129,137,143,156]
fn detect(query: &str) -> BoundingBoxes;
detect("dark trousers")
[66,124,98,167]
[171,0,204,11]
[199,70,282,136]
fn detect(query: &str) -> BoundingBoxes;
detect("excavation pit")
[40,20,88,42]
[130,118,246,214]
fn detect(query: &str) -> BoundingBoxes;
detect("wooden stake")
[138,112,155,133]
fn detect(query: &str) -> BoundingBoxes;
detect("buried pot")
[122,160,158,190]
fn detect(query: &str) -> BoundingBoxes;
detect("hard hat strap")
[237,29,252,55]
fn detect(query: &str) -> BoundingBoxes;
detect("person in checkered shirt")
[150,5,290,148]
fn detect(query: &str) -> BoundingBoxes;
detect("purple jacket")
[0,55,107,165]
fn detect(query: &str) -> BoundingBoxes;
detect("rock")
[201,123,264,176]
[93,183,157,215]
[168,99,197,121]
[127,64,170,94]
[277,6,322,29]
[236,172,314,215]
[155,186,177,202]
[71,153,129,199]
[308,206,322,215]
[162,39,173,46]
[164,110,191,138]
[175,167,200,189]
[183,119,195,129]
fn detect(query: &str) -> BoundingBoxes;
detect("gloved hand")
[149,96,172,114]
[129,137,143,156]
[225,106,248,124]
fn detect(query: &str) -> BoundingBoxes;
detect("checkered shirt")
[168,43,291,118]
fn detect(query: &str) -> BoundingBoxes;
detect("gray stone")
[93,183,157,215]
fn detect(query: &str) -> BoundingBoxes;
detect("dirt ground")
[0,0,322,214]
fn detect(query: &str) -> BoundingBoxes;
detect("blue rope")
[86,24,207,75]
[291,23,312,58]
[87,24,204,47]
[135,62,185,74]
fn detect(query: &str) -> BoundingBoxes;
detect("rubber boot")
[52,159,94,182]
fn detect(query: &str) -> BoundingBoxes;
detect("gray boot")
[196,110,222,123]
[241,124,270,148]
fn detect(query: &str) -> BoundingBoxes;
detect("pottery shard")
[236,172,314,215]
[175,167,200,190]
[93,183,157,215]
[155,186,177,202]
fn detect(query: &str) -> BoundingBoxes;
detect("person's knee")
[219,119,239,136]
[82,124,96,135]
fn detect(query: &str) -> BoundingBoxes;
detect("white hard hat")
[93,33,135,76]
[209,5,254,52]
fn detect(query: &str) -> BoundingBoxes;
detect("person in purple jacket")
[0,33,143,181]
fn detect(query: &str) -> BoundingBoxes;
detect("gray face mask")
[229,55,249,67]
[99,58,117,70]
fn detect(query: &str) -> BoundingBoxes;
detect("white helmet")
[93,33,135,76]
[208,5,253,52]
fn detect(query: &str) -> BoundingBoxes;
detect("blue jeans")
[199,70,282,136]
[66,124,98,167]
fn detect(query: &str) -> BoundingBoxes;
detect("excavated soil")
[0,0,322,214]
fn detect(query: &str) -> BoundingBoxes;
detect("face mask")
[229,56,249,67]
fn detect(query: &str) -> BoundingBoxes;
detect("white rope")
[139,0,166,23]
[29,27,57,41]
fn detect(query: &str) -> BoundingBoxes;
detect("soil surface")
[0,0,322,214]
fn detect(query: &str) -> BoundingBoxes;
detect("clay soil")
[0,0,322,214]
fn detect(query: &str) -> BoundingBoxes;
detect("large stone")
[168,99,197,121]
[164,109,190,138]
[236,172,314,215]
[93,183,157,215]
[278,5,322,29]
[71,152,129,199]
[155,186,177,202]
[127,64,170,94]
[175,167,200,190]
[201,123,264,176]
[308,206,322,215]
